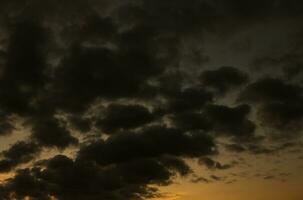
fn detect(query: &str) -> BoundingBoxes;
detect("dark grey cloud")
[171,112,212,132]
[225,141,302,156]
[96,104,155,134]
[200,66,249,94]
[191,176,210,183]
[31,117,78,149]
[239,78,303,135]
[0,116,14,136]
[0,19,49,116]
[0,0,302,199]
[253,54,303,80]
[238,78,302,104]
[0,154,191,200]
[78,126,216,166]
[210,175,225,181]
[0,142,40,172]
[203,104,256,141]
[263,175,276,180]
[164,87,213,114]
[68,115,92,133]
[51,45,156,112]
[199,157,233,170]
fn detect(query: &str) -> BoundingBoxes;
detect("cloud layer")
[0,0,302,199]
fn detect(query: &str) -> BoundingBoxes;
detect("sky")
[0,0,302,200]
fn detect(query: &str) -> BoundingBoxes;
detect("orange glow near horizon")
[150,148,303,200]
[153,178,303,200]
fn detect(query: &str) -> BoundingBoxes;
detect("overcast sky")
[0,1,302,200]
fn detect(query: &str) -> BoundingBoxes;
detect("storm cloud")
[0,0,302,199]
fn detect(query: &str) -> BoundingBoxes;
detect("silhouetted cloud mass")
[0,0,302,199]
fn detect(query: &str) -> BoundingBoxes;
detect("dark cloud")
[51,36,164,113]
[263,175,275,180]
[199,157,233,170]
[0,168,48,200]
[96,104,155,134]
[225,141,301,155]
[0,154,190,200]
[117,0,216,37]
[61,14,118,44]
[238,78,302,104]
[258,102,303,133]
[171,112,212,132]
[0,117,14,136]
[78,126,216,166]
[203,104,256,141]
[252,54,303,80]
[68,115,92,133]
[160,156,192,176]
[0,141,40,172]
[165,87,213,114]
[0,19,49,116]
[31,117,78,149]
[215,0,303,19]
[191,176,210,183]
[0,0,302,199]
[239,78,303,134]
[210,175,225,181]
[199,66,249,94]
[51,46,123,113]
[283,64,303,80]
[169,103,257,142]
